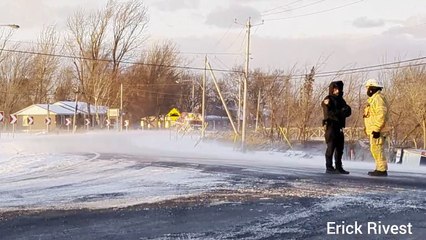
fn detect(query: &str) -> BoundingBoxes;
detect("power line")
[0,88,194,101]
[213,55,231,70]
[262,0,306,14]
[224,28,248,69]
[311,56,426,77]
[262,0,327,17]
[264,0,364,22]
[3,42,425,80]
[1,48,243,74]
[314,62,426,78]
[211,21,235,50]
[180,52,240,56]
[259,56,426,80]
[223,27,246,52]
[252,25,262,35]
[128,87,203,99]
[3,38,241,56]
[130,88,185,97]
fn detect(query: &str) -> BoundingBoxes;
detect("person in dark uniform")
[321,81,352,174]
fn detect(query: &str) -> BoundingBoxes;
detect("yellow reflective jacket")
[363,91,388,134]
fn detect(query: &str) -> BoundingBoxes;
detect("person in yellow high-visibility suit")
[363,79,389,177]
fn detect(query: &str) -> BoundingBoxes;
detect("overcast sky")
[2,0,426,77]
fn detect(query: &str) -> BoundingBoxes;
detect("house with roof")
[13,101,108,131]
[53,101,108,116]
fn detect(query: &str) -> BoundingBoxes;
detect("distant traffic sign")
[108,109,119,117]
[0,111,4,122]
[85,118,91,126]
[124,120,129,127]
[65,118,71,126]
[166,108,180,121]
[45,117,51,125]
[9,114,17,124]
[27,116,34,125]
[105,119,111,126]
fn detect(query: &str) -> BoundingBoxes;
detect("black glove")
[372,131,380,139]
[342,106,352,117]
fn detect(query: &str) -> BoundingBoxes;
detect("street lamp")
[0,24,20,29]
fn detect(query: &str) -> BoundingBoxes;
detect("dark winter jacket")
[321,81,352,128]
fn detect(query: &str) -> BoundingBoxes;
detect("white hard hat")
[365,78,383,88]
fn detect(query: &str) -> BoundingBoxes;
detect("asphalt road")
[1,154,425,240]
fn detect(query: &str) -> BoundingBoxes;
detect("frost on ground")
[0,130,425,213]
[0,131,425,239]
[0,153,231,211]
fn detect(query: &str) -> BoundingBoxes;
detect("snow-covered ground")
[1,130,426,239]
[0,130,425,212]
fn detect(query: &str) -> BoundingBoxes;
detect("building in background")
[13,101,108,132]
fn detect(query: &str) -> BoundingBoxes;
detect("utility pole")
[241,17,263,151]
[120,82,123,132]
[237,76,242,133]
[73,87,79,134]
[241,17,251,151]
[201,55,207,138]
[47,100,50,134]
[207,61,238,135]
[255,87,261,132]
[191,81,195,112]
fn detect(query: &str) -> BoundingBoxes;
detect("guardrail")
[269,126,366,141]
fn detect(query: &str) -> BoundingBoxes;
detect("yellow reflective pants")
[370,135,387,171]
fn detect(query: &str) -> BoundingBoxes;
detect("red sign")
[9,114,17,124]
[28,116,34,125]
[65,118,71,126]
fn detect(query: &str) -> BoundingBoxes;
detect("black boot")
[325,167,338,174]
[368,170,387,177]
[336,168,350,174]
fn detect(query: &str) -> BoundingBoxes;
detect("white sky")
[2,0,426,75]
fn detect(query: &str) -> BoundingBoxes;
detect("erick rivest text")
[327,221,413,235]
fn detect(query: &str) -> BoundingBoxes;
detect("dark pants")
[325,125,344,170]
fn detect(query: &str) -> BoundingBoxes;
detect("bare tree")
[54,66,77,101]
[110,0,148,74]
[66,5,113,121]
[389,66,426,148]
[123,41,183,121]
[66,0,149,125]
[28,26,60,104]
[0,51,32,118]
[0,29,32,122]
[296,66,322,142]
[251,69,288,139]
[0,28,16,65]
